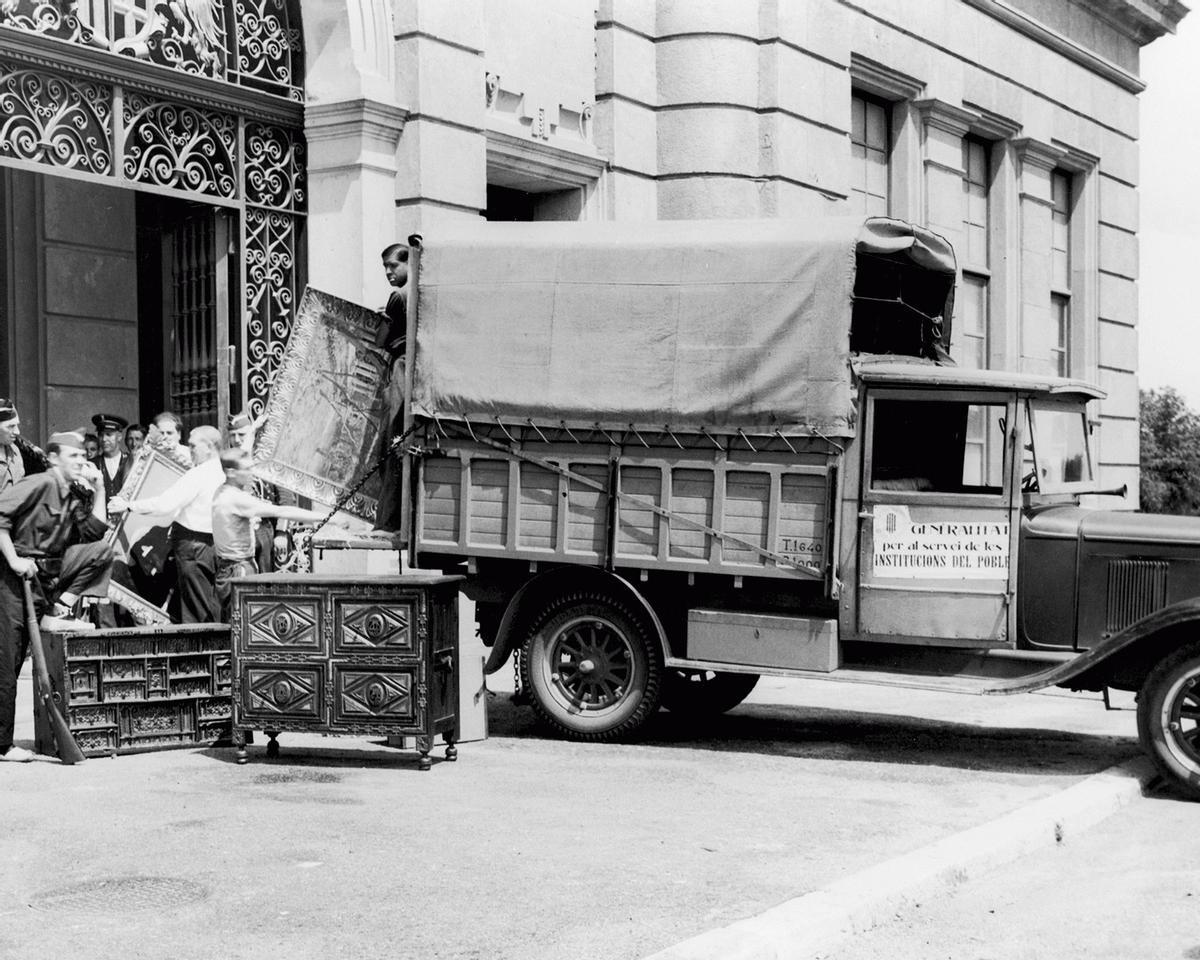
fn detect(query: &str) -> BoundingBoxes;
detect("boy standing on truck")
[210,449,324,619]
[374,243,408,531]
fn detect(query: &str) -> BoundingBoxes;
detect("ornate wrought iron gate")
[0,0,305,417]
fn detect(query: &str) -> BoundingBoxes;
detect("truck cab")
[844,359,1112,653]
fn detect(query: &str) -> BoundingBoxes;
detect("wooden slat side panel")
[616,465,661,558]
[669,468,713,560]
[724,471,770,566]
[567,462,608,557]
[468,459,509,548]
[777,474,827,568]
[421,457,462,545]
[518,462,559,551]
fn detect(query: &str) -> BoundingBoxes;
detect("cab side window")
[870,398,1006,494]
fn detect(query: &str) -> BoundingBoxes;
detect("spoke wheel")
[522,594,662,741]
[1137,642,1200,800]
[661,669,759,717]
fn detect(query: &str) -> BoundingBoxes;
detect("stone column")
[391,0,487,237]
[916,99,974,255]
[306,100,408,305]
[595,2,657,220]
[301,0,409,306]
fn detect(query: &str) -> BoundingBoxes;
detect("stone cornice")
[1013,136,1068,171]
[0,25,303,125]
[1086,0,1189,44]
[486,127,607,188]
[305,98,408,145]
[963,102,1023,140]
[960,0,1149,93]
[915,98,977,136]
[849,53,924,100]
[1051,139,1101,174]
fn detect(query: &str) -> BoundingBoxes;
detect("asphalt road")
[818,782,1200,960]
[1,670,1143,960]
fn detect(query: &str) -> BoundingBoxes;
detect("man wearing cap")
[0,400,25,492]
[110,425,223,623]
[90,413,131,511]
[0,430,112,762]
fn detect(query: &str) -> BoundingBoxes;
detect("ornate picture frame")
[252,287,402,522]
[107,449,188,575]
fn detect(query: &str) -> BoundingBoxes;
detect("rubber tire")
[1137,642,1200,800]
[521,593,663,742]
[661,670,760,717]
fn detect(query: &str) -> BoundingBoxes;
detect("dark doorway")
[136,196,236,434]
[486,183,584,221]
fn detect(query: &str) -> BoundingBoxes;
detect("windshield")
[1025,402,1094,491]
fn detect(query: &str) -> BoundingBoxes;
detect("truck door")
[856,389,1017,645]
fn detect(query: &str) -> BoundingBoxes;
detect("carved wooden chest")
[33,624,232,758]
[229,573,463,769]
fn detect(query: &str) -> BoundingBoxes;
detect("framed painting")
[252,287,403,522]
[107,449,188,579]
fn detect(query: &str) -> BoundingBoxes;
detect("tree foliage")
[1141,387,1200,515]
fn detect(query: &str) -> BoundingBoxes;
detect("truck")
[385,215,1200,798]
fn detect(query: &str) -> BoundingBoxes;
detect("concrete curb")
[643,757,1156,960]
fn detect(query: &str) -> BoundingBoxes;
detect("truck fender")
[483,567,670,675]
[991,597,1200,695]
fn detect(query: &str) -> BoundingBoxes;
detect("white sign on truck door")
[872,505,1008,579]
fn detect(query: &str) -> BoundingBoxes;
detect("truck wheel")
[662,669,759,717]
[521,594,663,742]
[1137,643,1200,800]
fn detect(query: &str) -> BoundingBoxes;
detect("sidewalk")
[1,669,1143,960]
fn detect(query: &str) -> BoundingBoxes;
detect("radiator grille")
[1106,560,1169,632]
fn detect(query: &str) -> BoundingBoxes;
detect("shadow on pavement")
[199,740,454,772]
[488,693,1138,777]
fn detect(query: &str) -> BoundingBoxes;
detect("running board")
[665,645,1079,697]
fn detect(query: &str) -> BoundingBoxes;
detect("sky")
[1137,10,1200,408]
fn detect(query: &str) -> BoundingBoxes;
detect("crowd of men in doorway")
[0,400,323,763]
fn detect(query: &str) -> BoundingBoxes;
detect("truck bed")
[412,428,836,583]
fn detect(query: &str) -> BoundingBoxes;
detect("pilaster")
[305,98,408,305]
[1013,137,1068,375]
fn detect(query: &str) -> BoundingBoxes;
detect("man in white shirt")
[110,425,223,623]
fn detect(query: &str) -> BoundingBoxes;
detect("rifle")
[21,578,86,765]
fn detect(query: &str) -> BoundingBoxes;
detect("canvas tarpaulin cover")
[411,216,953,437]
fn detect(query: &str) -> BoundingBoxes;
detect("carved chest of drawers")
[229,573,463,770]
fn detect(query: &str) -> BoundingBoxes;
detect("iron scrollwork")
[0,0,96,44]
[245,121,304,210]
[113,0,230,79]
[122,90,237,197]
[0,61,113,173]
[0,0,303,100]
[232,0,300,100]
[0,0,306,423]
[244,205,298,417]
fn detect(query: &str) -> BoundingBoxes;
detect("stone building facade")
[0,0,1186,502]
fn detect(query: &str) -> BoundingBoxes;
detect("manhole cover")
[252,770,340,784]
[30,877,209,914]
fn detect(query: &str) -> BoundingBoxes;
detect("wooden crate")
[33,624,232,758]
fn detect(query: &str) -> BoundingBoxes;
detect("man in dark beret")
[90,413,131,515]
[0,430,113,762]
